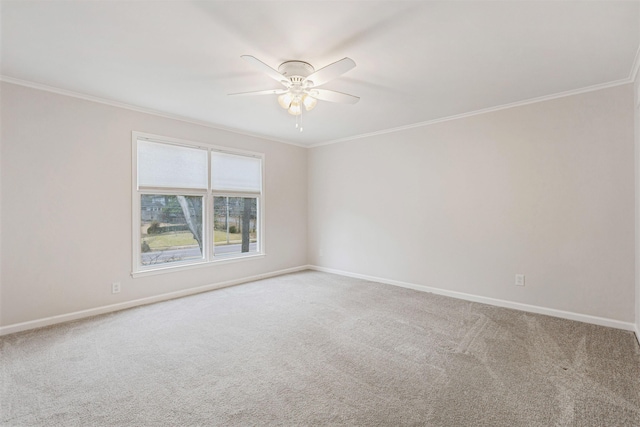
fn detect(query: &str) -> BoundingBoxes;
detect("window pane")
[138,140,208,189]
[211,152,261,192]
[140,195,204,265]
[213,196,258,257]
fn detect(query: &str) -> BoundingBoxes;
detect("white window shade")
[138,140,208,189]
[211,152,262,193]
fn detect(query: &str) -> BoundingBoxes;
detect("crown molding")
[2,74,634,150]
[0,75,308,148]
[309,78,632,148]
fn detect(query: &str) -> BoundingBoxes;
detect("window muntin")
[133,133,263,274]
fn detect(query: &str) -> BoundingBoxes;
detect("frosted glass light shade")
[211,152,262,192]
[303,95,317,111]
[288,99,302,116]
[278,93,293,109]
[138,140,208,189]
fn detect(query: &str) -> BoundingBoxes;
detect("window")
[132,132,263,275]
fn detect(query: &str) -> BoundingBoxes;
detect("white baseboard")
[0,265,309,336]
[3,265,636,338]
[309,265,637,332]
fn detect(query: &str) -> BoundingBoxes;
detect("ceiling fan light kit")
[229,55,360,131]
[302,94,317,111]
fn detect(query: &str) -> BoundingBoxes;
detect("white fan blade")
[228,88,289,96]
[305,57,356,87]
[310,89,360,104]
[241,55,289,86]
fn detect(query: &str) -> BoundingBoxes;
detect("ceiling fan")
[229,55,359,130]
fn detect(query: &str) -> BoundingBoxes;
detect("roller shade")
[138,140,208,189]
[211,152,262,193]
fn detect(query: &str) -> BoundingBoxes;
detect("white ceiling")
[2,1,639,146]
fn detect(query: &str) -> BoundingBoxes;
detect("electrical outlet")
[112,282,121,294]
[515,274,525,286]
[319,248,324,257]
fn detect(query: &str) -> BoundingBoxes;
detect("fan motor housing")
[278,61,315,79]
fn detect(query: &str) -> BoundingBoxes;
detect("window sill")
[131,253,265,278]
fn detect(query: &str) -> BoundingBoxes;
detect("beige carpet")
[1,270,639,426]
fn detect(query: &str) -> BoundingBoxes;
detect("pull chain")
[294,110,304,132]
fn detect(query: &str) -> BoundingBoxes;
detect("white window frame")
[131,131,265,277]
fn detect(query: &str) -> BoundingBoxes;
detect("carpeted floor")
[1,270,639,426]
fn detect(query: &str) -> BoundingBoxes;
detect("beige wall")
[309,84,636,323]
[0,82,308,327]
[635,73,640,334]
[1,80,637,330]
